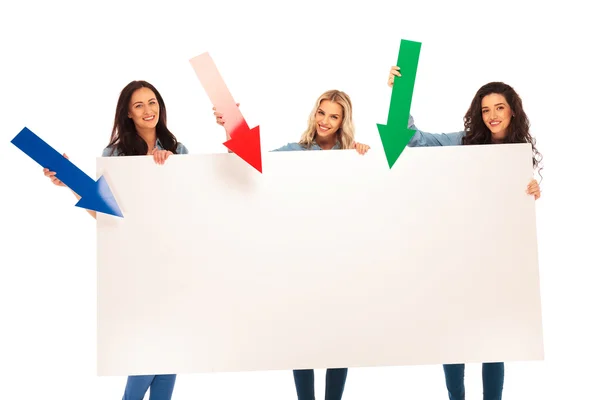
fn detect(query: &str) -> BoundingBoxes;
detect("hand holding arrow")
[190,52,262,173]
[11,127,123,217]
[377,39,422,169]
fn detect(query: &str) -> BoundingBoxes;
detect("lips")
[143,115,155,121]
[318,124,329,132]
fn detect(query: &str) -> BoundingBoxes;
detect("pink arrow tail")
[190,53,248,139]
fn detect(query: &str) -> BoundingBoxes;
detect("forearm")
[407,115,464,147]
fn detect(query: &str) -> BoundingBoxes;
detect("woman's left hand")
[152,148,173,165]
[526,178,541,200]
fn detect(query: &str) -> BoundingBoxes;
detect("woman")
[214,89,369,400]
[44,80,188,400]
[388,66,542,400]
[214,90,369,153]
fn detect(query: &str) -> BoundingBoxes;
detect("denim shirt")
[407,115,465,147]
[271,141,342,152]
[101,138,189,157]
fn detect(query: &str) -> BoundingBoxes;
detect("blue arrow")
[11,127,123,218]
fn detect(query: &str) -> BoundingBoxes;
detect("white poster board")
[96,143,543,376]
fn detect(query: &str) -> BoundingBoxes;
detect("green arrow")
[377,39,422,168]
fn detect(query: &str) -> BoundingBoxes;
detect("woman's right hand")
[213,103,240,126]
[43,153,68,187]
[387,66,401,88]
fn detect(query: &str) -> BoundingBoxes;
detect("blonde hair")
[298,90,355,149]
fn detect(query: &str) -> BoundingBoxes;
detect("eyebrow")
[482,102,506,109]
[318,107,340,117]
[132,98,157,105]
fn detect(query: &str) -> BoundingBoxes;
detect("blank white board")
[96,143,543,376]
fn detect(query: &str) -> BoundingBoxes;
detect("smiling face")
[127,87,160,131]
[481,93,512,142]
[315,99,343,140]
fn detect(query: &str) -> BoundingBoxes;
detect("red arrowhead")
[189,52,264,173]
[224,125,262,173]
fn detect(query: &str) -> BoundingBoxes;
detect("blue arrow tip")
[75,176,124,218]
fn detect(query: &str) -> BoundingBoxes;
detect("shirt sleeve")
[407,115,465,147]
[176,142,189,154]
[101,146,117,157]
[271,142,304,152]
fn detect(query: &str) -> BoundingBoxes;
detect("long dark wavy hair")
[106,80,179,156]
[462,82,543,175]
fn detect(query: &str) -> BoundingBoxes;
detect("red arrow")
[189,52,262,173]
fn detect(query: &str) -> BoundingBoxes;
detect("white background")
[1,0,598,399]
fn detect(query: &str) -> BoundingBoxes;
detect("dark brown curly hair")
[462,82,543,176]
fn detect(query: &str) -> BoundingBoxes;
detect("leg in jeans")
[325,368,348,400]
[293,369,315,400]
[122,375,154,400]
[148,374,177,400]
[482,362,504,400]
[443,364,465,400]
[123,374,177,400]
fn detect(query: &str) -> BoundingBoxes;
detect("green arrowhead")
[378,39,422,169]
[377,123,416,168]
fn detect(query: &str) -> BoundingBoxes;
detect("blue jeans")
[443,363,504,400]
[293,368,348,400]
[122,374,177,400]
